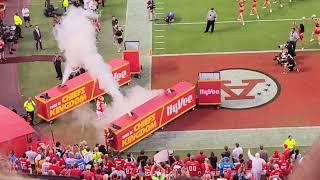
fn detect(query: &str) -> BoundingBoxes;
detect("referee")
[204,8,217,33]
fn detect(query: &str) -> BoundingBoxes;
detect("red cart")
[197,72,222,106]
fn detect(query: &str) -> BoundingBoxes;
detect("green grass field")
[18,0,127,99]
[152,0,320,54]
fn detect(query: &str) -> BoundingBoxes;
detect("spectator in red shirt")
[48,159,62,175]
[113,154,126,170]
[95,167,104,180]
[277,155,289,177]
[183,153,191,164]
[171,156,183,176]
[200,158,213,176]
[185,156,201,177]
[103,154,113,175]
[272,150,280,164]
[282,144,291,160]
[81,165,95,180]
[269,164,282,180]
[70,164,82,177]
[19,153,31,174]
[123,156,137,178]
[144,162,152,180]
[195,150,207,164]
[60,168,70,176]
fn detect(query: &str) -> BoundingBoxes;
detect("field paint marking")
[157,2,164,4]
[157,8,164,10]
[154,29,165,32]
[155,48,166,50]
[152,49,320,57]
[155,12,165,15]
[155,35,165,38]
[154,18,308,26]
[155,42,165,44]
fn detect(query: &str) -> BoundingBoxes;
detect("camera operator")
[286,41,295,57]
[3,30,15,54]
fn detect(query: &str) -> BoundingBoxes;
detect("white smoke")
[64,86,163,144]
[54,7,121,97]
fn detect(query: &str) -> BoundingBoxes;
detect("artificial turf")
[152,0,320,54]
[17,0,127,99]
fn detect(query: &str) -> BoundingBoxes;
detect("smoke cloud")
[54,7,121,97]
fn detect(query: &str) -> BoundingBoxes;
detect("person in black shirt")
[114,26,123,52]
[3,30,15,54]
[111,16,118,45]
[283,54,299,73]
[137,150,148,167]
[53,54,63,80]
[221,146,231,158]
[208,152,217,169]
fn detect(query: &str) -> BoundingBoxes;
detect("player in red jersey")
[293,17,306,50]
[250,0,260,19]
[171,156,183,176]
[113,154,126,170]
[124,157,137,178]
[310,15,320,45]
[269,164,282,180]
[237,0,245,26]
[19,153,31,174]
[262,0,272,13]
[103,155,114,174]
[185,156,201,177]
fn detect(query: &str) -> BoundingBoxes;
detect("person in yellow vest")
[63,0,69,12]
[24,97,36,125]
[284,135,296,154]
[13,12,23,39]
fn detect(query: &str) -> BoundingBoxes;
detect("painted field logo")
[166,95,193,116]
[220,69,279,109]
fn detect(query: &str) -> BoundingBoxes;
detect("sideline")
[129,126,320,151]
[154,18,308,26]
[152,49,320,57]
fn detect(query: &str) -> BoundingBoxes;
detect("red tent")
[0,105,36,156]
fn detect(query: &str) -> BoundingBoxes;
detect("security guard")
[63,0,69,12]
[23,97,36,124]
[13,12,23,39]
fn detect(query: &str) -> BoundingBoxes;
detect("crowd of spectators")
[3,135,302,180]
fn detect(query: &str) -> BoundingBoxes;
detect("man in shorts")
[22,7,32,27]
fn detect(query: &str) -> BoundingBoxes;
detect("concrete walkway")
[128,126,320,152]
[124,0,152,88]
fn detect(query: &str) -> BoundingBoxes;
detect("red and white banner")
[197,80,221,105]
[105,82,196,152]
[36,58,131,121]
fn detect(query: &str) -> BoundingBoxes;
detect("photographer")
[285,41,295,57]
[147,0,155,21]
[3,30,15,54]
[165,12,175,23]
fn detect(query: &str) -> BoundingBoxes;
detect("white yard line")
[152,49,320,57]
[155,12,165,15]
[154,42,165,44]
[154,29,165,32]
[155,35,165,38]
[154,18,308,26]
[155,48,166,50]
[157,2,164,4]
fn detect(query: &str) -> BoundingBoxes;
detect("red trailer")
[0,105,40,156]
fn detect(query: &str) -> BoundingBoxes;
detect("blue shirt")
[77,159,86,171]
[168,12,174,18]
